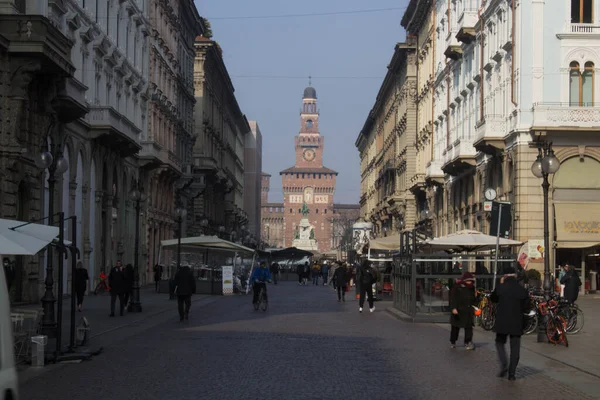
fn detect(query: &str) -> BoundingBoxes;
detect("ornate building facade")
[190,37,250,244]
[244,121,263,240]
[356,41,418,237]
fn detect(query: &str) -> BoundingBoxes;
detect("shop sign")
[483,201,492,211]
[563,220,600,234]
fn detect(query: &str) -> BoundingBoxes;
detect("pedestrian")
[270,262,280,285]
[490,264,528,381]
[173,264,197,322]
[321,262,329,285]
[358,260,376,313]
[312,263,320,285]
[73,261,89,312]
[334,263,348,302]
[153,264,163,292]
[123,263,135,308]
[296,264,303,285]
[2,257,14,291]
[561,264,582,304]
[303,262,310,285]
[449,271,477,350]
[108,261,126,317]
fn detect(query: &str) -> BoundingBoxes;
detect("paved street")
[20,282,600,400]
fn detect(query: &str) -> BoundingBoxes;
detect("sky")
[194,0,410,204]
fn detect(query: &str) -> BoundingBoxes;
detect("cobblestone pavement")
[19,282,600,400]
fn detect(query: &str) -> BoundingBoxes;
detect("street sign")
[489,201,512,239]
[484,201,492,211]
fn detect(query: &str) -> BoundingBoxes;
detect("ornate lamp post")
[531,141,560,342]
[175,207,188,270]
[218,225,225,239]
[199,217,209,234]
[35,133,69,334]
[128,182,147,312]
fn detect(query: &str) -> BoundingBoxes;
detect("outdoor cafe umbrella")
[0,218,60,255]
[422,229,523,252]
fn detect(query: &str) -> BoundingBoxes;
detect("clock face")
[303,149,316,162]
[484,188,497,201]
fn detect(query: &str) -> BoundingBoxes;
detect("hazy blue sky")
[194,0,409,203]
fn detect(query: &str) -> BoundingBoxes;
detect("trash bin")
[31,335,47,367]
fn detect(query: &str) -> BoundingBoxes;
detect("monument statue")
[301,201,309,216]
[309,228,315,240]
[294,229,300,239]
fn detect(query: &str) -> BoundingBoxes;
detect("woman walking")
[74,261,89,312]
[561,264,582,304]
[449,271,477,350]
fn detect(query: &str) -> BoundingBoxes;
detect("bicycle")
[538,298,568,346]
[475,289,496,331]
[253,283,268,312]
[93,280,110,295]
[557,300,584,334]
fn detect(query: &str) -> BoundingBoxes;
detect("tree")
[329,210,359,251]
[201,17,213,39]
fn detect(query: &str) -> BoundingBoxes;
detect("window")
[290,208,292,213]
[316,209,319,214]
[306,119,313,129]
[570,61,594,106]
[571,0,593,23]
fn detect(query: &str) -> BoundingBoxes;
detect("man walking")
[108,261,126,317]
[321,262,329,286]
[123,263,134,308]
[270,262,280,285]
[334,263,348,302]
[491,264,528,381]
[173,264,196,322]
[358,260,376,313]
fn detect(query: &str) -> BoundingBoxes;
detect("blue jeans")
[313,275,319,285]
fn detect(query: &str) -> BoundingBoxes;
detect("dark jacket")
[153,265,163,282]
[311,267,320,277]
[173,266,196,296]
[296,265,303,276]
[449,283,476,328]
[109,267,127,294]
[360,265,376,286]
[491,276,529,336]
[270,263,280,274]
[561,269,582,303]
[3,264,15,289]
[74,268,89,293]
[124,264,135,291]
[334,267,348,287]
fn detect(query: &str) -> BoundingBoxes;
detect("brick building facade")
[261,85,359,251]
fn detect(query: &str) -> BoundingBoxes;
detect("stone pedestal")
[292,217,318,251]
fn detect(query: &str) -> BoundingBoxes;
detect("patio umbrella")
[422,229,523,252]
[0,218,60,255]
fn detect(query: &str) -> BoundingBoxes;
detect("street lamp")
[175,207,188,271]
[531,141,560,342]
[35,131,69,334]
[218,225,225,239]
[128,183,147,312]
[200,216,209,234]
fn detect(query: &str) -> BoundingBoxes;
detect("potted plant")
[525,269,542,288]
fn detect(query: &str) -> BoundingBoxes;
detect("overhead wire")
[207,7,408,20]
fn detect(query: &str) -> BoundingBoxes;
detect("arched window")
[571,0,593,23]
[570,61,594,106]
[306,119,313,129]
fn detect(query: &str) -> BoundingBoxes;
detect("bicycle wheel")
[260,289,268,311]
[253,289,260,311]
[546,316,568,345]
[523,313,538,335]
[481,303,496,331]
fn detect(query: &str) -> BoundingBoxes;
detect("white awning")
[160,235,255,254]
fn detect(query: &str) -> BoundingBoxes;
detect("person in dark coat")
[334,263,348,302]
[296,264,304,285]
[123,263,135,308]
[450,271,477,350]
[173,265,197,321]
[358,260,376,313]
[491,265,528,381]
[270,262,280,285]
[302,262,310,285]
[108,260,127,317]
[560,264,582,304]
[3,257,15,291]
[73,261,89,312]
[321,262,329,285]
[153,264,163,292]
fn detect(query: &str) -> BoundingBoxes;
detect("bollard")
[31,335,47,367]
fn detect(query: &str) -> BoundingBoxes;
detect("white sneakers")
[370,307,375,313]
[359,307,376,313]
[359,307,363,313]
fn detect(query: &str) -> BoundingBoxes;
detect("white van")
[0,265,19,400]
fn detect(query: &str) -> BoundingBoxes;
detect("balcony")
[425,159,444,184]
[441,139,476,176]
[456,10,478,44]
[473,115,506,155]
[0,15,75,76]
[558,23,600,39]
[409,173,427,195]
[531,103,600,130]
[139,140,164,170]
[193,154,219,174]
[86,106,141,157]
[54,77,89,123]
[444,31,463,60]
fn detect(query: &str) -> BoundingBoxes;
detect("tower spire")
[308,75,312,86]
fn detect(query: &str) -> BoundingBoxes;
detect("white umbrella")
[423,229,523,252]
[0,218,60,255]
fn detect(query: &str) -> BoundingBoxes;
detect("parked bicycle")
[474,288,496,331]
[523,290,584,335]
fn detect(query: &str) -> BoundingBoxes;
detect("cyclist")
[250,261,272,305]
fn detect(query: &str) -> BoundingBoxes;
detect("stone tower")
[280,84,337,251]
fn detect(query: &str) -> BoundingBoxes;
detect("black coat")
[449,284,476,328]
[173,266,196,296]
[561,270,582,303]
[359,265,376,286]
[491,277,528,336]
[124,265,135,291]
[74,268,89,293]
[109,267,127,294]
[334,267,348,287]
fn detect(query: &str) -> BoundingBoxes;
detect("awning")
[369,234,400,251]
[160,235,255,254]
[0,218,60,255]
[554,202,600,248]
